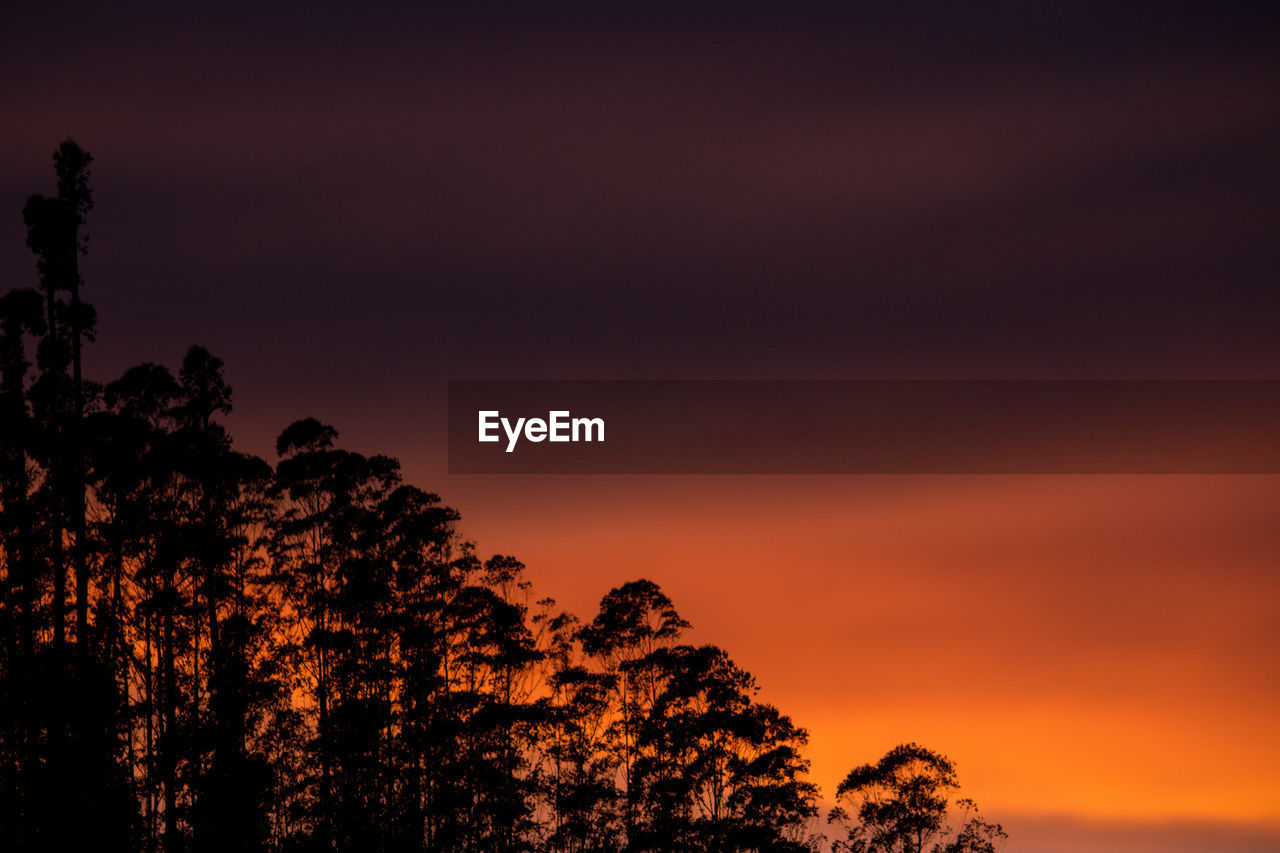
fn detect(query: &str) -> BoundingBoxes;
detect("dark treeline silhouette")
[828,745,1005,853]
[0,142,1002,853]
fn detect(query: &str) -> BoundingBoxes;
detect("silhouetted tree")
[14,139,133,853]
[0,140,1011,853]
[539,608,624,853]
[0,287,47,851]
[372,483,459,852]
[828,744,1005,853]
[579,578,689,844]
[629,644,818,853]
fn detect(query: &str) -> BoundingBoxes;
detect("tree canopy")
[829,744,1005,853]
[0,141,1002,853]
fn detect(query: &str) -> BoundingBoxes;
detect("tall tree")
[270,418,404,850]
[104,362,186,852]
[0,288,47,851]
[579,578,689,844]
[540,608,624,853]
[20,139,130,853]
[22,139,95,658]
[2,140,1021,853]
[56,140,94,660]
[829,744,1005,853]
[631,644,819,853]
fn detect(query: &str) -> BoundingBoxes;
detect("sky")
[3,4,1279,849]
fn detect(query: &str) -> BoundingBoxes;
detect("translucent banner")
[447,380,1280,474]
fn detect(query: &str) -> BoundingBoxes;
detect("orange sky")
[432,472,1280,833]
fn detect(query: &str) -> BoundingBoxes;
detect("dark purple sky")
[3,7,1280,848]
[4,7,1277,458]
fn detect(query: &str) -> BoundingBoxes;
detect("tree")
[577,581,820,853]
[270,418,404,850]
[16,139,133,853]
[0,288,47,851]
[631,644,819,853]
[539,608,624,853]
[829,744,1005,853]
[579,578,689,843]
[23,138,96,658]
[3,139,1018,853]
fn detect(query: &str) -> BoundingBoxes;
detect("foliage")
[829,744,1005,853]
[0,141,998,853]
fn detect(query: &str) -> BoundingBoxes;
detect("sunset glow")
[3,5,1278,850]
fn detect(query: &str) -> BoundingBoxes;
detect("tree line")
[0,140,1004,853]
